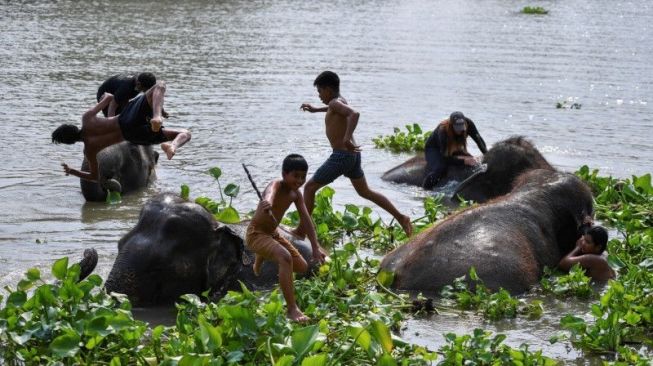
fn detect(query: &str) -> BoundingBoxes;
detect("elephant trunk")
[78,248,98,281]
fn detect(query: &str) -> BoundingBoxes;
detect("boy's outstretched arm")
[83,93,114,121]
[329,99,360,151]
[62,152,99,182]
[295,191,327,263]
[300,103,328,113]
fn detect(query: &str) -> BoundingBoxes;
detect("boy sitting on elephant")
[558,225,615,281]
[246,154,327,322]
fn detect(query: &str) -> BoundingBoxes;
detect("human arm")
[294,191,327,264]
[300,103,328,113]
[83,93,114,122]
[329,99,361,151]
[61,150,99,182]
[466,120,488,154]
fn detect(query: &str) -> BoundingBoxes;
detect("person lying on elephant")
[422,111,488,189]
[246,154,327,322]
[558,225,615,281]
[96,72,167,118]
[52,81,191,186]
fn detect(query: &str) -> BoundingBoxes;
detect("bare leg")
[350,177,413,237]
[291,179,325,239]
[269,245,309,322]
[253,254,263,276]
[161,129,191,160]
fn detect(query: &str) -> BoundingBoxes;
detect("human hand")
[344,139,361,152]
[258,199,272,211]
[61,163,71,176]
[463,156,478,166]
[150,116,162,132]
[312,245,328,264]
[300,103,316,113]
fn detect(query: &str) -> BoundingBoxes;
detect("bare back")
[325,97,357,151]
[251,180,298,234]
[81,114,124,164]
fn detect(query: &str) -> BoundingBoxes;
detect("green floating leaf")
[291,325,320,360]
[369,320,393,354]
[26,267,40,281]
[301,354,327,366]
[224,183,240,198]
[52,257,69,280]
[209,167,222,180]
[377,353,397,366]
[215,206,240,224]
[105,190,122,204]
[376,270,395,288]
[49,331,81,358]
[180,184,190,200]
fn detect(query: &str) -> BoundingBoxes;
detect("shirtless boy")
[52,81,191,187]
[246,154,327,322]
[294,71,412,238]
[558,225,615,281]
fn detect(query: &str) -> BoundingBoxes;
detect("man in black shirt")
[96,73,167,118]
[423,111,488,189]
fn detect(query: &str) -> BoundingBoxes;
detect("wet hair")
[52,124,82,144]
[587,225,609,253]
[314,71,340,93]
[282,154,308,173]
[137,72,157,90]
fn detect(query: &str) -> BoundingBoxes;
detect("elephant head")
[80,142,159,202]
[104,193,244,306]
[452,136,554,203]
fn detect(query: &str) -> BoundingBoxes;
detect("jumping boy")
[294,71,412,238]
[52,81,191,187]
[246,154,327,322]
[558,225,615,281]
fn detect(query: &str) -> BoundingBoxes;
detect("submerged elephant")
[380,168,594,294]
[80,142,158,202]
[381,153,480,190]
[101,193,315,306]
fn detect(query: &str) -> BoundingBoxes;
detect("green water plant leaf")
[215,207,240,224]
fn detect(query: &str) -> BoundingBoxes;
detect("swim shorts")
[118,94,168,145]
[312,150,364,184]
[245,224,302,260]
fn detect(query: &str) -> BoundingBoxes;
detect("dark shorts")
[118,95,168,145]
[313,150,364,184]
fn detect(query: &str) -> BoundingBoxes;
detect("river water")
[0,0,651,363]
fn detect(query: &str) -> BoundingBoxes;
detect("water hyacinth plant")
[372,123,431,153]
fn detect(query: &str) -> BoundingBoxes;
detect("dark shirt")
[118,94,166,145]
[424,119,487,165]
[97,74,138,116]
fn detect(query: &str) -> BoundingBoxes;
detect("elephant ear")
[215,225,250,265]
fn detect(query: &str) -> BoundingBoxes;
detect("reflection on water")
[1,0,651,363]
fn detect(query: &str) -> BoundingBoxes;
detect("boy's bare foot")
[398,214,413,237]
[253,255,263,276]
[287,307,310,323]
[161,143,176,160]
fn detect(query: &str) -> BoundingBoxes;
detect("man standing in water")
[294,71,412,238]
[52,81,190,186]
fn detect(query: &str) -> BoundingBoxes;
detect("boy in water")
[246,154,327,322]
[558,225,615,281]
[52,81,190,188]
[294,71,412,238]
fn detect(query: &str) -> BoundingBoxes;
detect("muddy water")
[0,1,651,363]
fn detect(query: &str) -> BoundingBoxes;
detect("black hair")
[137,72,157,90]
[449,111,466,122]
[282,154,308,173]
[313,71,340,93]
[52,124,82,144]
[587,225,609,253]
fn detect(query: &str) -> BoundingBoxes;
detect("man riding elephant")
[422,111,488,189]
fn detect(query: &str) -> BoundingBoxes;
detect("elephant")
[381,153,480,190]
[100,192,315,306]
[80,142,158,202]
[380,168,594,295]
[452,136,554,203]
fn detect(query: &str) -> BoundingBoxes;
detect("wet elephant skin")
[380,169,594,295]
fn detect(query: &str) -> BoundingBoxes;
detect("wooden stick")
[242,163,278,225]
